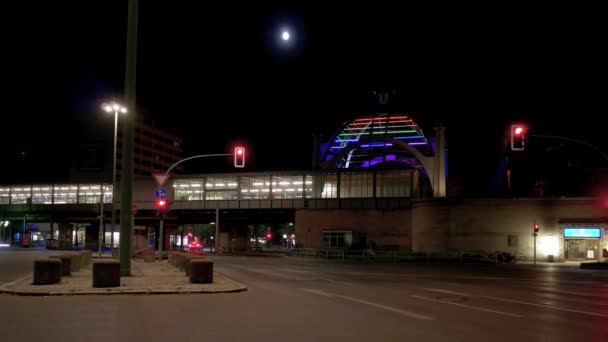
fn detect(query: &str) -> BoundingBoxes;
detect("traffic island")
[0,259,246,296]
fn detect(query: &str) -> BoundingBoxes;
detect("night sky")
[2,2,605,195]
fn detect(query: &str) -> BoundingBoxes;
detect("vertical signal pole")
[120,0,138,276]
[533,223,539,265]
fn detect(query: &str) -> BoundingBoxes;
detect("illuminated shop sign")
[563,228,601,238]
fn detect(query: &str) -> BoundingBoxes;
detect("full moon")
[281,31,290,41]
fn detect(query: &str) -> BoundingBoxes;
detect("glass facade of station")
[173,170,415,201]
[0,184,113,205]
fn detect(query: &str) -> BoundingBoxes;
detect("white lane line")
[411,295,522,318]
[0,274,32,289]
[512,284,603,297]
[536,293,608,306]
[481,295,608,317]
[295,278,352,285]
[424,288,469,297]
[345,272,511,280]
[302,288,434,321]
[319,278,353,286]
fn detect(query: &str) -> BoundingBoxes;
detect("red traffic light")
[266,233,272,239]
[156,199,170,211]
[234,147,246,168]
[510,124,526,151]
[534,223,539,233]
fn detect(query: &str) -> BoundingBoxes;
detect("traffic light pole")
[158,153,235,257]
[164,154,232,174]
[529,134,608,162]
[158,212,164,261]
[533,233,537,265]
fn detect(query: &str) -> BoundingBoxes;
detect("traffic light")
[534,223,539,233]
[266,232,272,240]
[510,124,526,151]
[156,199,169,212]
[234,147,245,168]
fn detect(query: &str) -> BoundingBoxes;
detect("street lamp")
[102,102,127,251]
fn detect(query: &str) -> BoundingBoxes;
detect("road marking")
[302,288,434,321]
[536,293,608,306]
[0,274,32,289]
[481,295,608,317]
[424,288,469,297]
[513,284,602,297]
[230,266,293,279]
[295,278,352,285]
[411,295,522,318]
[319,278,352,286]
[345,272,511,280]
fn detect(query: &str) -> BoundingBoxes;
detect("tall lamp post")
[102,102,127,252]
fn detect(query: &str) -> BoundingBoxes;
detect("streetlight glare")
[102,102,126,114]
[282,31,290,41]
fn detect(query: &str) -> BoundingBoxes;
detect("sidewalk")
[0,259,247,296]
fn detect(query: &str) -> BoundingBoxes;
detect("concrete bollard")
[168,252,174,265]
[175,253,187,270]
[82,250,92,265]
[111,249,120,259]
[80,249,93,267]
[33,259,62,285]
[92,260,121,287]
[185,255,205,276]
[49,255,71,276]
[143,250,155,262]
[66,253,81,272]
[189,259,213,284]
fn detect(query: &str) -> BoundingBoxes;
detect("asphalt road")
[1,250,607,342]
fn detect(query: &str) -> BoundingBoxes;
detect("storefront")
[563,227,603,261]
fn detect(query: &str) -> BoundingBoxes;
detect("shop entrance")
[565,239,599,260]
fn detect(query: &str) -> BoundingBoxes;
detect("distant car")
[186,241,202,252]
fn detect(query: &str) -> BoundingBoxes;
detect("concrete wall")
[413,198,607,261]
[295,209,412,250]
[295,198,608,262]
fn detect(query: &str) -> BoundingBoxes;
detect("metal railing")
[289,248,496,264]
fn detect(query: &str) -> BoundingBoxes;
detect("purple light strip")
[408,142,427,146]
[330,146,346,149]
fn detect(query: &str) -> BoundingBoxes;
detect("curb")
[0,286,248,296]
[0,274,247,297]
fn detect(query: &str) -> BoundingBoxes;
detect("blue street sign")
[154,187,167,199]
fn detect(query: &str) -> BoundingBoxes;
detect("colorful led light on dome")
[360,143,394,148]
[394,135,425,139]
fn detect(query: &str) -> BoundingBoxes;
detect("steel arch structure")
[320,113,446,197]
[321,113,433,169]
